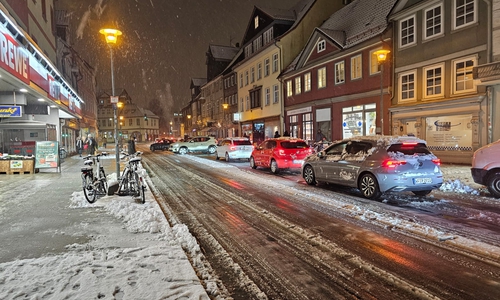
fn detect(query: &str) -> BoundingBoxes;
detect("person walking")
[86,134,96,155]
[76,137,84,157]
[127,136,136,155]
[274,131,281,138]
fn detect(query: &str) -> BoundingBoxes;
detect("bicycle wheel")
[131,171,140,197]
[82,173,97,203]
[98,168,108,195]
[138,175,145,204]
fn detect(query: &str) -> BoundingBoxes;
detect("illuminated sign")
[0,25,29,84]
[0,105,22,117]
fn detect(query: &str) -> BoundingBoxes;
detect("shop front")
[240,116,280,146]
[390,97,485,164]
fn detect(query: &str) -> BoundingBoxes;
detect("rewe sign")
[0,26,29,84]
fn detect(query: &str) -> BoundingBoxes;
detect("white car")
[170,136,217,154]
[216,137,253,161]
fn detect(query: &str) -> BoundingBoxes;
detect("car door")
[335,141,371,187]
[315,141,348,182]
[253,140,269,166]
[189,137,201,151]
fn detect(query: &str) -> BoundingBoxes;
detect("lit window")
[424,64,443,98]
[304,72,311,92]
[254,16,259,29]
[400,71,416,101]
[318,67,327,89]
[335,61,345,84]
[295,77,301,94]
[351,55,362,80]
[287,80,293,97]
[453,57,476,93]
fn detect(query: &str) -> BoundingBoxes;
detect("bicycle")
[81,152,108,204]
[116,151,146,204]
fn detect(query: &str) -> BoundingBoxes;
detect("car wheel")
[303,165,316,185]
[412,190,432,196]
[208,146,216,154]
[359,173,381,199]
[179,147,188,155]
[270,159,279,174]
[150,147,155,152]
[250,157,257,169]
[225,152,230,162]
[487,171,500,198]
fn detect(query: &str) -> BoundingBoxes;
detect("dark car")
[149,138,172,151]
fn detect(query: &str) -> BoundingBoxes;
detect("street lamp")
[222,103,228,138]
[374,49,390,135]
[100,28,122,177]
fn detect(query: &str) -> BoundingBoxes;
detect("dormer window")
[317,40,326,53]
[254,16,259,29]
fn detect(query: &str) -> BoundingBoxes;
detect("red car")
[250,137,312,174]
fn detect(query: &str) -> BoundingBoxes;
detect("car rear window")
[280,141,309,149]
[387,143,431,155]
[234,140,252,146]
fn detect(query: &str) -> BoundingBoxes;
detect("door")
[315,141,347,182]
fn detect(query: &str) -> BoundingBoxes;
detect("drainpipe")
[274,40,284,134]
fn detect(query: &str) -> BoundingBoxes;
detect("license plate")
[293,160,303,164]
[414,178,432,184]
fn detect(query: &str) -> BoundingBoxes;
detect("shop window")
[425,115,473,152]
[289,115,298,138]
[400,15,416,48]
[302,113,313,142]
[424,4,443,40]
[342,104,376,138]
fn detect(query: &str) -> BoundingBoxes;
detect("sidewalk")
[0,149,210,299]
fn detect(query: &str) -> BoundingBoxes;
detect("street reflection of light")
[222,210,246,230]
[219,177,245,190]
[275,198,295,214]
[363,238,418,270]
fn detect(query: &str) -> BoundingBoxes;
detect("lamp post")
[100,28,122,177]
[222,103,228,138]
[374,49,390,135]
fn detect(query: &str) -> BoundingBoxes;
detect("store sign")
[0,105,22,117]
[0,24,30,84]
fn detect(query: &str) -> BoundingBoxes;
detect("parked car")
[149,138,172,151]
[250,137,312,174]
[216,137,254,161]
[170,136,217,154]
[301,135,443,199]
[471,139,500,198]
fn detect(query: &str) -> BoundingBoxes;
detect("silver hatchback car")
[301,136,443,199]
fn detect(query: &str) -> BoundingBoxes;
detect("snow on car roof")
[341,135,427,148]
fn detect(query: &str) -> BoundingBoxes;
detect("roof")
[190,78,207,87]
[319,0,398,48]
[258,0,316,34]
[208,44,239,61]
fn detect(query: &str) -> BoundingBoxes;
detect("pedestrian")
[274,131,281,138]
[86,134,96,155]
[283,130,290,137]
[76,137,84,157]
[128,136,136,155]
[315,129,325,142]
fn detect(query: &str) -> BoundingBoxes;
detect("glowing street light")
[374,49,390,135]
[100,28,122,178]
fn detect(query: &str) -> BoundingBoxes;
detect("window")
[265,87,271,105]
[454,0,476,30]
[370,49,381,75]
[250,88,261,109]
[304,72,311,92]
[240,97,244,112]
[302,113,313,141]
[273,84,279,103]
[253,37,262,53]
[351,55,362,80]
[295,77,301,94]
[263,27,274,44]
[129,119,132,126]
[246,95,250,111]
[453,57,476,93]
[400,71,416,101]
[335,61,345,84]
[245,44,252,57]
[264,58,270,77]
[239,73,243,87]
[245,70,249,85]
[424,4,442,39]
[272,53,279,73]
[318,67,327,89]
[251,67,255,83]
[423,64,443,98]
[317,40,326,52]
[254,16,259,29]
[136,118,140,125]
[287,80,293,97]
[342,104,376,138]
[400,15,416,48]
[257,63,262,80]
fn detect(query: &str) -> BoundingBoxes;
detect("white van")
[471,140,500,198]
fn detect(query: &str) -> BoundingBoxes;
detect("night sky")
[56,0,293,116]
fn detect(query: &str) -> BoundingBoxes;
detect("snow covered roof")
[208,44,239,61]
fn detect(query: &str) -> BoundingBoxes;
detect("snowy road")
[142,149,500,300]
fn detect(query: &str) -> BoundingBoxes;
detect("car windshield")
[234,140,252,146]
[387,143,431,155]
[280,141,308,149]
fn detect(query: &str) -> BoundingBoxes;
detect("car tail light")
[381,159,407,168]
[432,158,441,165]
[402,142,418,146]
